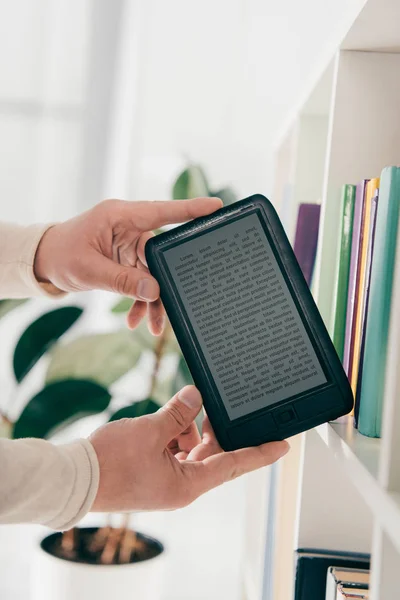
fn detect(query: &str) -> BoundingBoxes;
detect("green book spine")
[358,167,400,438]
[331,185,356,362]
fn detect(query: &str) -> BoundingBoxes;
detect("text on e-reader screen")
[164,213,327,420]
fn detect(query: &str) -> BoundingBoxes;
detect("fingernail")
[178,386,202,410]
[137,278,158,301]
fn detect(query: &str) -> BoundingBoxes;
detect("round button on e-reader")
[275,407,297,425]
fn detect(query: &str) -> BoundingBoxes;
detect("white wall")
[0,0,123,224]
[0,0,90,223]
[118,0,366,203]
[0,0,364,222]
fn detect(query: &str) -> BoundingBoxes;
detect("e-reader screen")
[163,212,327,420]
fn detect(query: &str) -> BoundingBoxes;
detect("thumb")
[154,386,203,445]
[86,253,160,301]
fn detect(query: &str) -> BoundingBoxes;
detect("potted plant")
[0,299,183,599]
[0,164,237,600]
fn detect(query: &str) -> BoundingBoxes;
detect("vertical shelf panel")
[370,526,400,600]
[314,50,400,326]
[273,124,298,228]
[273,61,333,245]
[284,114,329,244]
[270,433,303,600]
[292,115,329,206]
[296,429,372,552]
[242,468,272,600]
[379,199,400,493]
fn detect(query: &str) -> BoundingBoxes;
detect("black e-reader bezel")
[145,194,353,450]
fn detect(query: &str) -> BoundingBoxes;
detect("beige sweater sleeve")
[0,222,65,298]
[0,438,100,530]
[0,222,100,529]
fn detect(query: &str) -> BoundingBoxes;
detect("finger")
[116,237,138,268]
[87,253,160,301]
[126,300,147,330]
[167,422,200,458]
[186,416,222,461]
[152,385,203,445]
[201,415,222,448]
[176,451,189,461]
[133,260,165,334]
[137,231,154,267]
[186,441,220,461]
[147,298,165,336]
[174,421,201,454]
[136,258,150,273]
[188,441,290,496]
[122,197,223,232]
[167,439,180,455]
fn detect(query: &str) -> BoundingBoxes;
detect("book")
[358,167,400,437]
[350,178,379,395]
[343,180,369,378]
[293,203,321,286]
[293,548,370,600]
[331,185,356,362]
[326,567,369,600]
[337,585,369,598]
[354,191,379,428]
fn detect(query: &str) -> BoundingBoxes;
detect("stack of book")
[294,548,370,599]
[329,167,400,437]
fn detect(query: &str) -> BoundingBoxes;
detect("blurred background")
[0,0,355,224]
[0,0,357,599]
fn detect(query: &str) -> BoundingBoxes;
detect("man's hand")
[33,197,222,334]
[89,386,289,513]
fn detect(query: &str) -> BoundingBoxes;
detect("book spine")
[331,185,356,362]
[354,191,379,428]
[343,180,368,377]
[350,178,380,395]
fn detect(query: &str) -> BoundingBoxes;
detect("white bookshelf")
[243,0,400,598]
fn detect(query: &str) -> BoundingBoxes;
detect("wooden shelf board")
[315,418,400,554]
[319,417,380,478]
[343,0,400,52]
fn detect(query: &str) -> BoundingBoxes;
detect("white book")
[325,566,369,600]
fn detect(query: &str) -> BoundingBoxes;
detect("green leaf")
[0,299,28,321]
[13,306,83,383]
[170,356,194,397]
[133,320,158,351]
[173,169,189,199]
[111,301,182,355]
[111,297,132,313]
[211,186,237,206]
[109,398,160,422]
[152,376,174,406]
[13,379,111,439]
[172,165,210,200]
[111,301,175,348]
[46,330,143,387]
[132,322,181,356]
[164,331,181,354]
